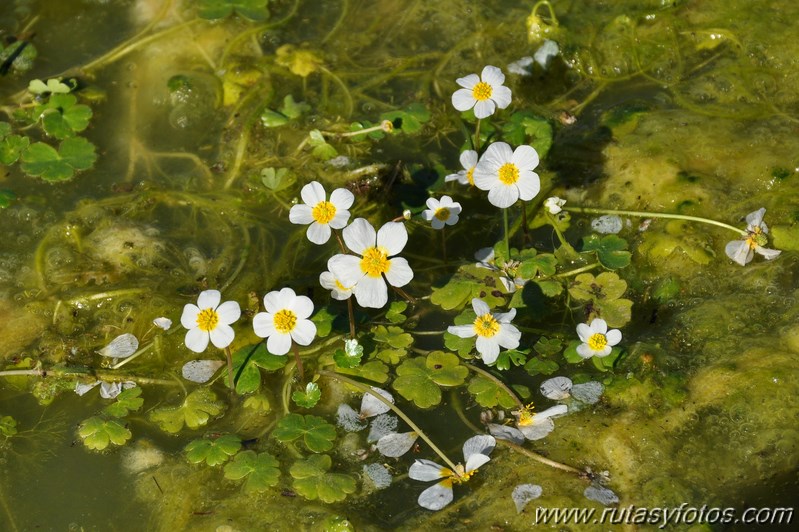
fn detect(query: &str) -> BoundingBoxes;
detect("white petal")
[488,184,519,208]
[512,484,543,514]
[471,298,490,316]
[540,377,573,400]
[289,295,315,319]
[571,382,604,404]
[519,418,554,440]
[576,323,592,342]
[330,187,355,210]
[319,271,337,291]
[475,336,500,363]
[421,209,435,222]
[409,459,446,481]
[482,142,513,167]
[361,387,394,418]
[267,332,292,355]
[216,300,241,325]
[431,218,445,230]
[363,463,392,489]
[425,197,441,211]
[455,73,480,89]
[464,453,490,473]
[516,171,541,201]
[301,181,326,206]
[307,222,332,244]
[197,290,221,311]
[462,434,496,461]
[290,319,316,346]
[745,208,766,228]
[496,324,521,350]
[153,317,172,330]
[377,431,418,457]
[376,221,408,255]
[606,329,622,346]
[755,246,781,260]
[488,423,525,444]
[590,318,608,334]
[185,328,209,353]
[98,333,139,358]
[182,360,224,383]
[584,484,619,506]
[576,343,595,359]
[491,85,512,109]
[274,287,297,310]
[473,99,496,119]
[451,89,476,111]
[537,405,568,419]
[252,312,275,338]
[329,209,351,229]
[263,289,287,314]
[481,65,505,87]
[384,257,413,287]
[75,381,101,396]
[511,145,540,171]
[209,323,235,349]
[289,204,314,225]
[343,218,376,254]
[460,150,478,169]
[366,413,398,442]
[337,404,367,432]
[725,240,753,265]
[328,254,364,288]
[354,275,388,308]
[418,481,454,511]
[447,324,476,338]
[594,345,613,358]
[181,305,201,329]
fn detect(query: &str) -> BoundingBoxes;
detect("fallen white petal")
[512,484,543,513]
[181,360,225,383]
[98,333,139,358]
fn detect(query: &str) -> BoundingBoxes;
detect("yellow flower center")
[498,163,520,185]
[452,464,475,483]
[466,167,475,186]
[360,247,391,278]
[273,309,297,334]
[472,81,493,101]
[311,201,337,224]
[747,227,768,248]
[196,308,219,332]
[434,207,451,222]
[516,403,536,426]
[588,332,608,351]
[473,313,500,338]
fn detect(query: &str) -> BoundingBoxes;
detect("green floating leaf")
[243,394,271,411]
[430,278,473,310]
[78,416,131,451]
[21,137,97,182]
[375,348,407,365]
[563,340,584,364]
[591,347,622,372]
[431,265,506,311]
[28,78,73,95]
[392,351,468,408]
[102,387,144,418]
[385,301,408,324]
[467,375,518,408]
[336,360,389,383]
[533,337,562,357]
[334,348,363,369]
[379,103,430,135]
[372,325,413,349]
[581,234,631,270]
[0,122,12,138]
[197,0,270,21]
[185,434,242,466]
[534,279,563,297]
[290,454,356,503]
[261,167,294,191]
[260,110,289,128]
[40,94,92,139]
[149,387,225,433]
[518,253,557,279]
[273,414,336,453]
[568,271,627,302]
[444,331,474,358]
[308,129,337,160]
[280,94,310,119]
[501,111,553,159]
[0,134,30,165]
[0,416,18,437]
[224,450,280,492]
[232,343,287,395]
[523,357,560,376]
[494,349,526,371]
[292,382,322,409]
[311,306,336,338]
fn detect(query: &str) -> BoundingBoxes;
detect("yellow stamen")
[473,313,500,338]
[196,308,219,332]
[498,163,520,185]
[472,81,493,101]
[312,201,337,224]
[588,332,607,351]
[360,247,391,277]
[434,208,451,222]
[466,167,475,186]
[273,309,297,334]
[516,403,536,426]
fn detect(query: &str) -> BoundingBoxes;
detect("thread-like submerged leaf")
[290,454,356,503]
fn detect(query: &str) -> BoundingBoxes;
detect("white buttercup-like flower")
[451,65,512,119]
[421,195,462,230]
[725,208,781,266]
[445,150,479,186]
[327,218,414,309]
[289,181,354,245]
[319,268,354,300]
[252,287,317,355]
[473,142,540,208]
[576,318,621,358]
[180,290,241,353]
[447,298,521,364]
[544,196,566,214]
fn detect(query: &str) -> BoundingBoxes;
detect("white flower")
[725,208,781,266]
[451,65,512,119]
[544,196,565,214]
[289,181,354,245]
[180,290,240,353]
[327,218,414,308]
[576,318,621,359]
[252,287,317,355]
[445,150,479,186]
[512,404,568,440]
[472,248,526,293]
[421,195,462,230]
[447,298,521,364]
[409,435,495,511]
[473,142,540,208]
[319,269,354,300]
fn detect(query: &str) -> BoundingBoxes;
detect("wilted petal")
[571,381,604,404]
[488,423,525,444]
[540,376,573,400]
[409,459,447,481]
[512,484,543,514]
[182,360,225,383]
[367,413,398,443]
[376,431,418,457]
[336,403,367,432]
[725,240,752,266]
[462,434,496,461]
[418,480,454,511]
[360,387,394,418]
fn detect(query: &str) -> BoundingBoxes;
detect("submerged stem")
[224,346,234,390]
[503,207,511,259]
[563,206,746,235]
[320,370,460,472]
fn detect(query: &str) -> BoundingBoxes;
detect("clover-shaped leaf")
[232,343,287,394]
[290,454,356,503]
[568,272,627,302]
[224,450,280,491]
[372,325,413,349]
[308,129,337,160]
[375,348,407,365]
[40,94,92,139]
[273,414,336,452]
[78,416,131,451]
[392,352,468,408]
[261,167,294,191]
[0,134,30,165]
[28,78,73,95]
[501,111,553,159]
[534,279,563,297]
[243,394,271,411]
[430,277,473,310]
[431,265,505,311]
[0,416,18,437]
[468,375,518,408]
[534,337,562,357]
[336,360,389,383]
[385,301,408,324]
[292,382,322,409]
[310,306,335,338]
[581,234,631,270]
[276,45,323,78]
[594,298,633,328]
[185,434,242,466]
[21,137,97,182]
[148,387,225,433]
[524,357,560,376]
[197,0,269,21]
[102,386,144,418]
[279,94,310,119]
[444,331,475,358]
[519,253,557,279]
[494,349,527,371]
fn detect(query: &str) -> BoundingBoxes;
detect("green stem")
[498,439,583,475]
[224,346,234,390]
[347,298,356,339]
[319,370,460,472]
[466,363,523,409]
[503,207,511,258]
[441,227,448,264]
[473,118,482,151]
[563,206,746,236]
[553,262,600,279]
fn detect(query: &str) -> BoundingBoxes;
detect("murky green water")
[1,0,798,530]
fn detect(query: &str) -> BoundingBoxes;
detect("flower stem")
[333,228,347,253]
[224,346,234,390]
[563,206,746,236]
[293,343,304,383]
[319,370,460,472]
[466,363,523,409]
[498,439,583,475]
[441,227,448,264]
[473,118,482,151]
[347,298,356,339]
[503,207,511,258]
[553,262,600,279]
